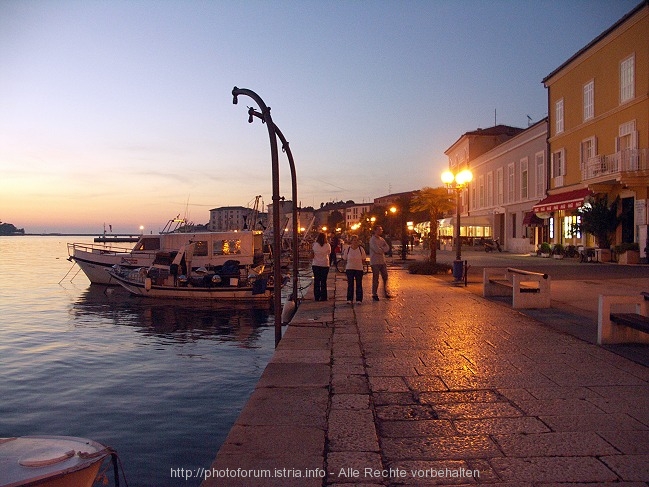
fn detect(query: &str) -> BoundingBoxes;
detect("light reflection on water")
[0,236,281,486]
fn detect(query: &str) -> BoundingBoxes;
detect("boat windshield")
[133,237,161,251]
[194,241,208,256]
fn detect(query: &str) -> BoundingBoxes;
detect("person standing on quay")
[329,233,340,268]
[344,236,366,305]
[369,225,392,301]
[312,232,331,301]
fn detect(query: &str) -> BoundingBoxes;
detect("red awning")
[532,188,592,213]
[523,211,544,227]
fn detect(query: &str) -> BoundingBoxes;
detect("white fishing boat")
[67,221,266,285]
[107,239,276,302]
[67,235,162,285]
[0,435,122,487]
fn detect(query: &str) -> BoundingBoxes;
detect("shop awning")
[523,211,544,227]
[532,188,592,213]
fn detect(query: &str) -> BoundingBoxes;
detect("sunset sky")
[0,0,639,234]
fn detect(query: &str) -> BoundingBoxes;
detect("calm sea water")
[0,236,281,486]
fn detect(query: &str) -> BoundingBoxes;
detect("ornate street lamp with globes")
[441,169,473,281]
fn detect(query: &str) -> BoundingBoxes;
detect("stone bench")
[597,293,649,345]
[483,267,551,309]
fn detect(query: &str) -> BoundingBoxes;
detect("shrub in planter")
[614,242,640,264]
[538,242,551,256]
[614,242,640,253]
[575,195,621,249]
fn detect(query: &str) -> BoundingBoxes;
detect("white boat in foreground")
[68,227,266,285]
[107,240,275,302]
[0,435,122,487]
[67,237,161,285]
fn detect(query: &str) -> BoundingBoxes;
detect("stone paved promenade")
[203,264,649,486]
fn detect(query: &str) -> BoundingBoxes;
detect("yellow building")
[540,0,649,257]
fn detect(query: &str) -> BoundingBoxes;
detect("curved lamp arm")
[232,87,282,347]
[247,108,299,305]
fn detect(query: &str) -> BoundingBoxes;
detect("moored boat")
[0,435,122,487]
[68,226,266,286]
[67,237,161,285]
[107,240,275,302]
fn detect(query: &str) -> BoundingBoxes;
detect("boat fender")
[281,299,297,325]
[145,277,152,291]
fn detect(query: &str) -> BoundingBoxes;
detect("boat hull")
[0,436,111,487]
[73,256,151,285]
[69,245,156,285]
[108,271,273,302]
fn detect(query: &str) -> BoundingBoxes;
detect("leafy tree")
[356,211,375,250]
[327,210,345,232]
[575,195,621,248]
[394,194,413,260]
[410,187,455,263]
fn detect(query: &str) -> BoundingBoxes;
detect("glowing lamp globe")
[441,171,454,184]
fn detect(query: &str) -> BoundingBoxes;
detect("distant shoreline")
[4,233,142,238]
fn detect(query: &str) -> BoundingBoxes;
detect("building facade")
[208,206,251,232]
[443,125,526,250]
[464,119,548,253]
[345,203,373,230]
[540,1,649,257]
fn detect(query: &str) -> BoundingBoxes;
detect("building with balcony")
[540,0,649,256]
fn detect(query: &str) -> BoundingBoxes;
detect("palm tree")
[410,187,455,263]
[575,195,621,248]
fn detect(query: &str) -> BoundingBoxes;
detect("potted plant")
[614,242,640,264]
[539,242,551,258]
[575,195,621,252]
[552,243,564,259]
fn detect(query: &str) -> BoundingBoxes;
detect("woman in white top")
[344,236,367,304]
[312,232,331,301]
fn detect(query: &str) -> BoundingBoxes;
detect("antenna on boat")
[183,195,191,229]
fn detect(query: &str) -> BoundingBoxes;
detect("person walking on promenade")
[344,236,366,305]
[329,233,340,268]
[369,225,392,301]
[312,232,331,301]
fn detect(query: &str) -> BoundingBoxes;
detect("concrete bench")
[483,267,551,309]
[597,293,649,345]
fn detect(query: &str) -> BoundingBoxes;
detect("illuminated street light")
[388,205,408,260]
[442,169,473,281]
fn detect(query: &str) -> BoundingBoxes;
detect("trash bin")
[452,260,464,280]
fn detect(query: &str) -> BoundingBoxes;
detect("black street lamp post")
[442,169,473,282]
